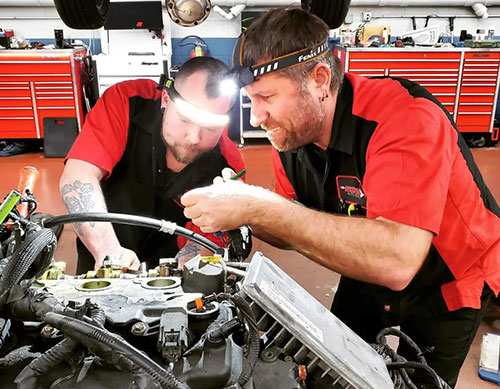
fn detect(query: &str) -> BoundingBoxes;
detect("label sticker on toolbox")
[260,279,324,343]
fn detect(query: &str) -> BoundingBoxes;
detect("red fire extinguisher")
[178,36,210,58]
[190,42,206,58]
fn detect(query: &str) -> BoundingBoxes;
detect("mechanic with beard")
[60,57,244,274]
[181,8,500,387]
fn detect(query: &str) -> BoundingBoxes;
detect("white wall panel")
[0,5,499,45]
[345,6,500,38]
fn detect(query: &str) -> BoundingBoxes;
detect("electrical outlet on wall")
[362,11,372,22]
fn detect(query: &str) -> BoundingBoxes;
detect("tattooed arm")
[59,159,139,271]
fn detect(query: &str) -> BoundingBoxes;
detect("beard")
[168,142,202,164]
[160,113,209,165]
[263,89,326,152]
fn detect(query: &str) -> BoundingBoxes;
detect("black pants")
[331,277,493,388]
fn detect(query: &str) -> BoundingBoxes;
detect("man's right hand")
[95,247,141,272]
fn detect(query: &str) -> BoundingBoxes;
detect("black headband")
[230,33,330,87]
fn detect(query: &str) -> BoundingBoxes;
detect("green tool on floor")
[0,190,21,224]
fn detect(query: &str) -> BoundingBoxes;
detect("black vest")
[76,96,231,273]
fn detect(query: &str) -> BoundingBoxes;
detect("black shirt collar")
[328,75,356,155]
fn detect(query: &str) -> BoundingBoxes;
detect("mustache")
[261,120,282,131]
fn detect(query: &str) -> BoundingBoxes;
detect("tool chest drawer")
[340,48,500,136]
[0,49,88,139]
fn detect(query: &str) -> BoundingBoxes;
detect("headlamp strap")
[157,73,168,90]
[251,39,329,79]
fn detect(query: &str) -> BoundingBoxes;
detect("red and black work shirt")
[274,73,500,311]
[67,79,244,268]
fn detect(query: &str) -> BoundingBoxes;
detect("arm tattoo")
[175,242,201,262]
[61,180,97,236]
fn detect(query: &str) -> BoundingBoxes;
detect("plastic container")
[488,27,495,40]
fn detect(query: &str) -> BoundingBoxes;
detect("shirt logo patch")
[336,176,367,208]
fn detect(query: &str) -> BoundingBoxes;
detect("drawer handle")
[419,83,458,86]
[465,59,499,62]
[0,117,34,120]
[36,92,73,95]
[35,87,73,90]
[461,93,494,96]
[1,74,71,77]
[36,97,73,100]
[407,78,458,81]
[350,59,460,62]
[458,112,491,115]
[461,83,495,86]
[35,81,72,85]
[37,106,75,110]
[461,78,497,81]
[464,64,500,67]
[0,107,32,110]
[459,103,493,106]
[349,69,388,72]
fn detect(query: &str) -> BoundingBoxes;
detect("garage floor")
[1,141,500,388]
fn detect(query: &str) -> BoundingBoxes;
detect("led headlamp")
[230,33,330,88]
[164,78,230,127]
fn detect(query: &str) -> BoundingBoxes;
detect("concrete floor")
[1,141,500,388]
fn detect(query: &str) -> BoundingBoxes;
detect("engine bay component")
[242,252,393,389]
[0,174,451,388]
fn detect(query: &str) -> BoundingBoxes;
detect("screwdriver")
[231,169,246,180]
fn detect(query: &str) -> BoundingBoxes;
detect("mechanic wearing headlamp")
[60,57,244,274]
[181,7,500,387]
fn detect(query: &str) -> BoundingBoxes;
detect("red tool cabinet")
[0,48,88,139]
[336,47,500,141]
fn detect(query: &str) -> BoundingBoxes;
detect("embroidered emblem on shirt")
[336,176,367,208]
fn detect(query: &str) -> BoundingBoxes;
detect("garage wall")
[0,4,499,137]
[344,6,500,40]
[3,5,498,48]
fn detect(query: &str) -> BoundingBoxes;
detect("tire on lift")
[54,0,109,30]
[54,0,350,31]
[305,0,352,29]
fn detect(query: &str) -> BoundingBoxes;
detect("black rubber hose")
[229,293,260,387]
[371,343,417,389]
[387,361,451,389]
[43,212,220,252]
[0,227,56,298]
[44,312,189,389]
[376,327,426,364]
[374,327,450,389]
[15,302,107,389]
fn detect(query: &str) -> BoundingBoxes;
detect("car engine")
[0,176,450,389]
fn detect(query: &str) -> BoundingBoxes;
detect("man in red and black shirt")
[181,8,500,387]
[60,57,244,273]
